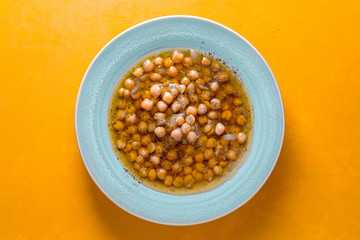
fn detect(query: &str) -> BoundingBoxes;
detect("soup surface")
[109,49,252,194]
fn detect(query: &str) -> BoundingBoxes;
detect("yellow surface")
[1,0,359,239]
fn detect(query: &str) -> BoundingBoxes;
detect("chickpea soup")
[109,49,252,194]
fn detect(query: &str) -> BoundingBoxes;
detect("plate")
[75,15,285,225]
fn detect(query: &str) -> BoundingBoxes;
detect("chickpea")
[185,145,195,155]
[204,148,214,160]
[170,88,178,97]
[131,89,141,100]
[123,89,130,98]
[138,147,149,158]
[187,131,197,144]
[197,104,208,115]
[131,141,141,151]
[173,176,184,187]
[170,128,183,142]
[210,62,220,72]
[155,144,164,154]
[139,167,148,177]
[148,122,156,133]
[214,71,229,82]
[150,84,162,98]
[147,142,156,153]
[140,99,153,111]
[116,110,126,120]
[226,149,238,161]
[156,67,167,76]
[181,76,190,86]
[166,150,179,161]
[119,87,125,97]
[206,137,217,148]
[195,152,204,163]
[195,172,204,181]
[186,114,196,125]
[162,92,174,104]
[120,131,130,141]
[181,167,191,176]
[220,138,229,146]
[171,101,181,113]
[113,121,125,131]
[233,98,243,106]
[221,110,232,121]
[172,163,183,173]
[237,132,247,144]
[117,99,126,109]
[133,67,144,78]
[237,115,246,126]
[203,169,214,181]
[116,139,126,150]
[175,115,185,126]
[156,169,167,180]
[154,112,166,121]
[127,105,136,114]
[201,57,211,66]
[213,166,223,176]
[172,50,184,64]
[148,169,157,180]
[188,70,200,80]
[150,73,162,81]
[128,150,138,162]
[126,125,137,135]
[156,101,168,112]
[210,98,221,110]
[134,163,141,170]
[184,175,195,188]
[198,135,208,145]
[154,127,166,138]
[126,114,137,125]
[140,135,151,146]
[219,161,228,167]
[183,155,194,166]
[208,111,218,120]
[183,57,193,67]
[163,58,174,68]
[164,175,173,186]
[186,106,198,116]
[136,155,145,165]
[153,57,163,66]
[124,143,132,152]
[208,158,218,168]
[215,123,225,136]
[209,81,219,92]
[201,91,211,101]
[132,133,141,141]
[224,84,235,95]
[143,59,155,72]
[198,115,208,125]
[124,78,135,90]
[195,163,205,172]
[204,124,214,136]
[150,155,160,165]
[138,122,147,134]
[167,66,178,77]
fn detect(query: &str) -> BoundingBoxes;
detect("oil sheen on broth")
[109,49,252,194]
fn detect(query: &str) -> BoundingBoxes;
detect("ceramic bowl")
[75,15,285,225]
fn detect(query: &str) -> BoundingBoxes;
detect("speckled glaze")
[75,16,285,225]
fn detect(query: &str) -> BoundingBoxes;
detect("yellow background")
[1,0,359,239]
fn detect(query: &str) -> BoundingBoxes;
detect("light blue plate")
[75,16,285,225]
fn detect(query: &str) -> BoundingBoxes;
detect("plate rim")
[75,15,285,226]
